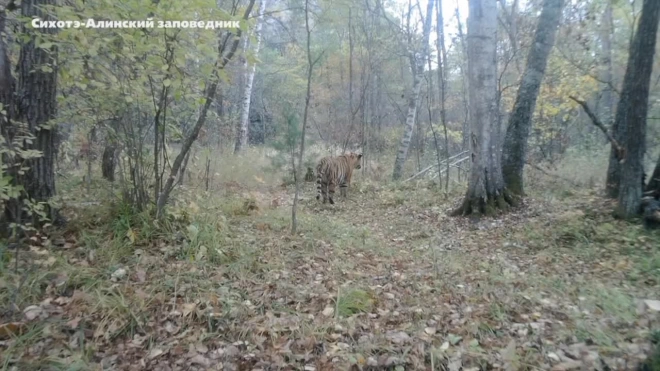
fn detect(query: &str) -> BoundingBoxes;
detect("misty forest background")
[2,0,660,369]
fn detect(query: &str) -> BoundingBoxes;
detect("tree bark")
[0,7,16,230]
[501,0,564,197]
[615,0,660,219]
[392,0,435,180]
[2,0,60,229]
[452,0,512,216]
[234,0,268,154]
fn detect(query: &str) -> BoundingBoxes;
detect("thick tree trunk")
[452,0,513,216]
[2,0,60,229]
[501,0,564,197]
[0,9,12,111]
[0,8,16,230]
[615,0,660,218]
[234,0,268,154]
[392,0,435,180]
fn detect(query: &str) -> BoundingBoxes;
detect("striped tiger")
[316,152,363,204]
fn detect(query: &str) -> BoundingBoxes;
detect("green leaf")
[163,79,172,87]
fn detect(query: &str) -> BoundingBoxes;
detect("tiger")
[316,152,363,204]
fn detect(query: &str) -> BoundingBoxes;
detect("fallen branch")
[569,95,625,162]
[404,150,469,182]
[428,156,470,180]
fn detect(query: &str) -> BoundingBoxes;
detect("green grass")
[336,287,376,318]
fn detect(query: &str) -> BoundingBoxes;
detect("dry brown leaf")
[0,322,25,339]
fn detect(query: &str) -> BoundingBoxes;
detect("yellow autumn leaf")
[126,228,136,244]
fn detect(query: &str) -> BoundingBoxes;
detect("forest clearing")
[2,151,660,370]
[2,0,660,369]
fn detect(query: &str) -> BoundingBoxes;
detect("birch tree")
[234,0,269,154]
[391,0,435,181]
[501,0,564,197]
[452,0,513,216]
[615,0,659,218]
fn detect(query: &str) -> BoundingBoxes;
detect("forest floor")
[1,176,660,371]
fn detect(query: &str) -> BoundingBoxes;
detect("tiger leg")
[322,182,328,203]
[328,180,336,204]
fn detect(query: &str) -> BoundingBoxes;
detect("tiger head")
[346,152,363,169]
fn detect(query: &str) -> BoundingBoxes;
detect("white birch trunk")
[234,0,268,154]
[392,0,435,180]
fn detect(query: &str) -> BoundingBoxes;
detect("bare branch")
[569,95,625,161]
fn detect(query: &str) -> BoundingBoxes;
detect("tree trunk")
[615,0,660,218]
[177,150,191,185]
[452,0,512,216]
[2,0,60,229]
[599,0,614,126]
[234,0,268,154]
[437,0,450,195]
[0,8,13,112]
[392,0,435,180]
[292,0,318,234]
[603,0,621,198]
[0,8,16,231]
[455,6,470,152]
[501,0,564,197]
